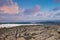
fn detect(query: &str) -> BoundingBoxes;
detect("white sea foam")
[0,24,43,28]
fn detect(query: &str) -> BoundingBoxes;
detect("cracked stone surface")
[0,25,60,40]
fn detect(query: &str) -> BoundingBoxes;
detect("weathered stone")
[0,25,60,40]
[17,37,25,40]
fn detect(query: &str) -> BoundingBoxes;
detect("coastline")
[0,24,43,28]
[0,24,60,40]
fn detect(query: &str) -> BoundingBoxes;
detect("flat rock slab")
[0,25,60,40]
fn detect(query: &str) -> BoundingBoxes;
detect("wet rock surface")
[0,25,60,40]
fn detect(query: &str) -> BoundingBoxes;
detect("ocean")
[0,21,60,24]
[0,21,60,28]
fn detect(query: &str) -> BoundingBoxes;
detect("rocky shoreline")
[0,25,60,40]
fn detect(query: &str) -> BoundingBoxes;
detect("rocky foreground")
[0,25,60,40]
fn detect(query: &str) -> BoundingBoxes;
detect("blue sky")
[0,0,60,22]
[14,0,60,10]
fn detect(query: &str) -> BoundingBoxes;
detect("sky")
[0,0,60,22]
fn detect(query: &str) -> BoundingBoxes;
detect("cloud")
[24,5,41,15]
[24,5,40,15]
[53,12,60,18]
[0,0,25,14]
[32,12,43,16]
[0,15,26,22]
[53,7,60,11]
[32,11,51,17]
[0,0,54,22]
[32,5,41,12]
[19,8,25,15]
[0,4,19,14]
[0,0,14,6]
[24,5,51,18]
[53,0,60,2]
[49,7,60,18]
[0,1,51,18]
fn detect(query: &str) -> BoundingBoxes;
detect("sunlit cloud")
[24,5,51,18]
[0,4,19,14]
[0,0,24,14]
[0,0,60,22]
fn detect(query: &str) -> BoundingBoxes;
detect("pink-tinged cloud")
[6,0,14,5]
[24,5,51,18]
[27,5,51,17]
[24,5,41,15]
[0,0,25,14]
[0,4,19,14]
[0,0,20,14]
[32,5,41,12]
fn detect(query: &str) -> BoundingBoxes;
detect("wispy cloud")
[0,0,25,14]
[0,0,60,22]
[53,7,60,11]
[24,5,51,18]
[0,4,19,14]
[0,4,52,21]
